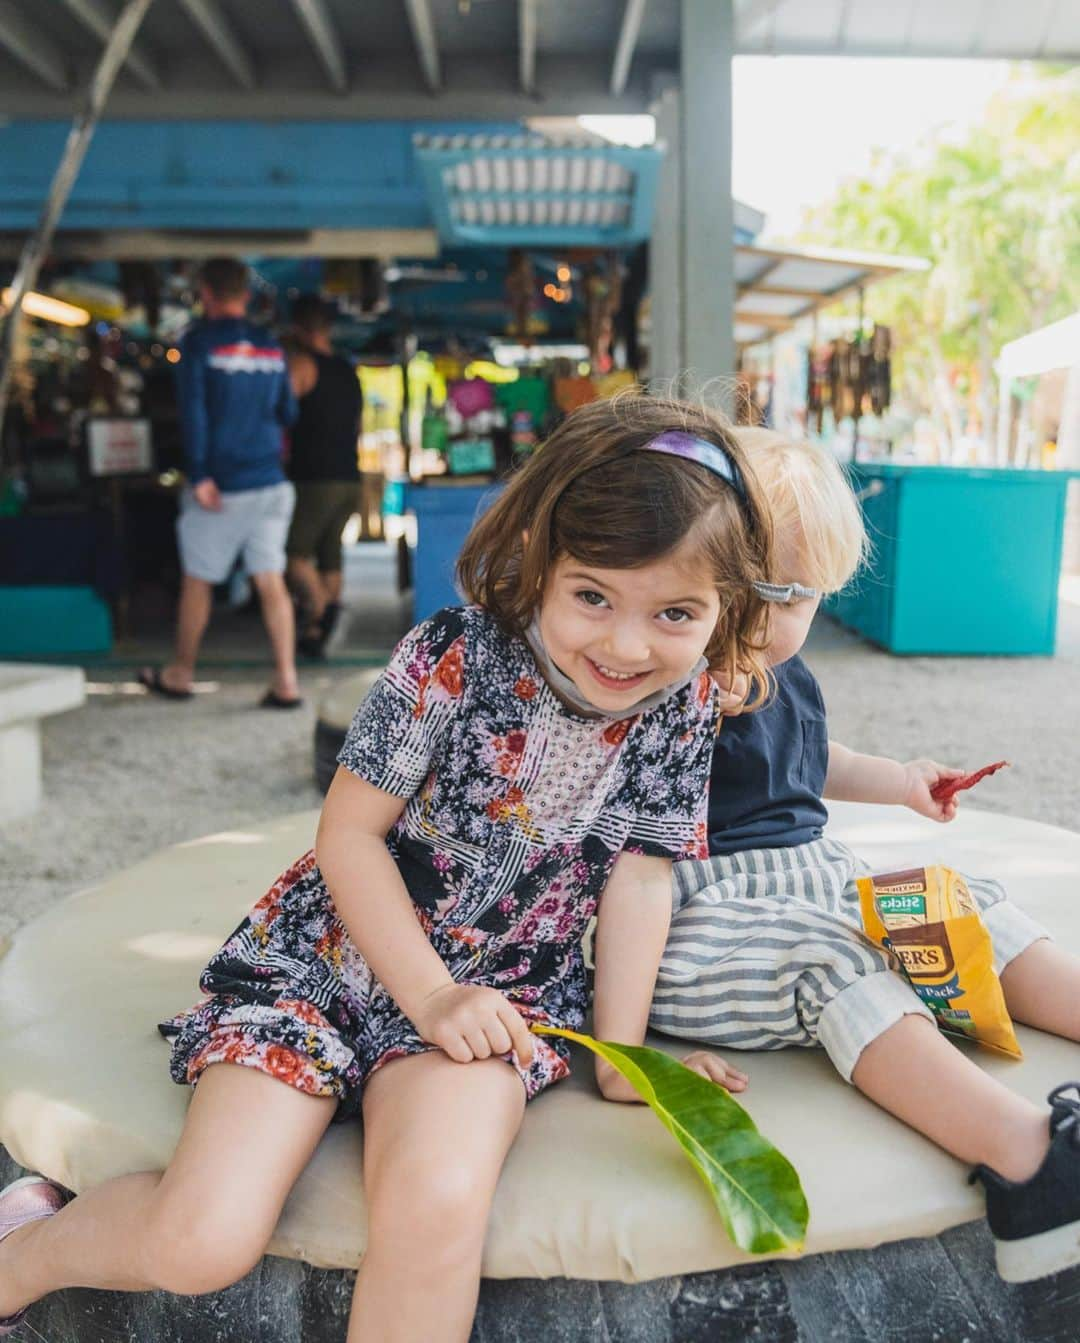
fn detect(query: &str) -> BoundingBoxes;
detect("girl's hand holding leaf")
[414,982,535,1066]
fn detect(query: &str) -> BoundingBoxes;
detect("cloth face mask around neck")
[525,618,706,721]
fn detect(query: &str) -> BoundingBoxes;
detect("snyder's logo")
[895,944,948,974]
[872,867,929,897]
[887,920,956,980]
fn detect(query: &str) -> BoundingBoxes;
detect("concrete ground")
[2,542,1079,943]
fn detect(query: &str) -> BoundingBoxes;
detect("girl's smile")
[538,547,721,712]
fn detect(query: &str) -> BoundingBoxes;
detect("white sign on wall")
[86,419,154,477]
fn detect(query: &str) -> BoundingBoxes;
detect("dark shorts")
[286,480,361,571]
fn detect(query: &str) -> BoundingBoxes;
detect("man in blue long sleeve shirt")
[140,258,302,707]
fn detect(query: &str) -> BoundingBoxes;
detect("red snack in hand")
[930,760,1009,804]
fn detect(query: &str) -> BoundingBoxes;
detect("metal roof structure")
[0,0,1076,121]
[733,241,929,347]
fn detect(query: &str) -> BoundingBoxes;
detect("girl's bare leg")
[348,1052,526,1343]
[0,1064,335,1316]
[851,1014,1050,1182]
[999,939,1080,1041]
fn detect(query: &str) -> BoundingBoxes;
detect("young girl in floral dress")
[0,396,771,1343]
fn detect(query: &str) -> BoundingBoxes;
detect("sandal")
[138,667,194,701]
[0,1175,69,1335]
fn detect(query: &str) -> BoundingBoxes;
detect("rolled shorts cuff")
[981,900,1050,974]
[817,970,934,1084]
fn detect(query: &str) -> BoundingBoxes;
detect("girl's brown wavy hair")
[457,394,773,708]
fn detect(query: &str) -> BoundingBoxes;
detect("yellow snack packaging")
[856,865,1022,1060]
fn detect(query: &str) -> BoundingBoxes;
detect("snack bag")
[857,865,1022,1059]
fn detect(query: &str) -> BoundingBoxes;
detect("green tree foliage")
[799,66,1080,440]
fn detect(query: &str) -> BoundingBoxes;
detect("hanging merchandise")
[447,377,495,419]
[592,369,637,400]
[509,410,537,459]
[421,407,449,457]
[870,326,892,415]
[808,325,893,434]
[506,249,536,340]
[583,251,623,371]
[554,375,598,414]
[494,375,551,424]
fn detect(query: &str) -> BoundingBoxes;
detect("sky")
[582,56,1016,240]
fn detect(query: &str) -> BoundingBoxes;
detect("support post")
[680,0,735,407]
[0,0,155,469]
[648,85,682,392]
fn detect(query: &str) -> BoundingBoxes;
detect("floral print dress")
[162,606,718,1115]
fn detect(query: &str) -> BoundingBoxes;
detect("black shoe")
[973,1081,1080,1282]
[297,629,328,660]
[320,601,342,642]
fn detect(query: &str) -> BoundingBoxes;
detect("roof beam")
[59,0,161,89]
[610,0,646,97]
[834,0,853,50]
[178,0,256,89]
[403,0,441,92]
[289,0,347,93]
[736,0,785,40]
[1037,0,1062,57]
[0,1,69,89]
[518,0,537,95]
[733,310,797,330]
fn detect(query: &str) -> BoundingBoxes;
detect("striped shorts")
[650,837,1048,1083]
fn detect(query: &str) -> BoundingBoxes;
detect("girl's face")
[765,526,822,666]
[538,543,721,713]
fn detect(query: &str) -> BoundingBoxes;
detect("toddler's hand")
[711,669,750,716]
[903,758,964,823]
[680,1050,748,1092]
[413,982,534,1067]
[596,1051,747,1103]
[595,1057,644,1104]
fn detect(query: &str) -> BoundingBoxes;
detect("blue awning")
[413,133,663,249]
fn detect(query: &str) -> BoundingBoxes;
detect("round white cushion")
[1,802,1077,1282]
[317,670,380,732]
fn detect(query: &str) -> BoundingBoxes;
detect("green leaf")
[534,1025,808,1256]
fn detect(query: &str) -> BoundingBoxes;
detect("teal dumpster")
[827,464,1079,656]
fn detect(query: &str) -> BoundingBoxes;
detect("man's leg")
[251,571,300,702]
[287,554,328,629]
[161,575,213,693]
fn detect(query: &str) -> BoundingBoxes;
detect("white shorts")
[176,481,295,584]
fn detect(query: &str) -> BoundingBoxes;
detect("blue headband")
[639,430,747,502]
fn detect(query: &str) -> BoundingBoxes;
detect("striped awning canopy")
[413,132,662,247]
[734,242,928,347]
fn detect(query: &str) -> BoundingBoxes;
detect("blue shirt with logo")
[176,318,297,492]
[707,654,830,855]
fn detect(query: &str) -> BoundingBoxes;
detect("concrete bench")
[0,662,85,821]
[2,802,1080,1340]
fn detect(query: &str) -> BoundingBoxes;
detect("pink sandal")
[0,1175,69,1335]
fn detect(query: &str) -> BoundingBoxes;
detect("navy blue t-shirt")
[706,654,829,855]
[176,318,297,492]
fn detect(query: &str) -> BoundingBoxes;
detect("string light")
[1,288,91,327]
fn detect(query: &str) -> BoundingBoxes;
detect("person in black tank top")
[284,294,364,657]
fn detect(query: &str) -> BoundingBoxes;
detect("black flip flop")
[260,690,304,710]
[138,667,194,701]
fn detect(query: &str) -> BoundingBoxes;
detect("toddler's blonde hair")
[734,428,868,595]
